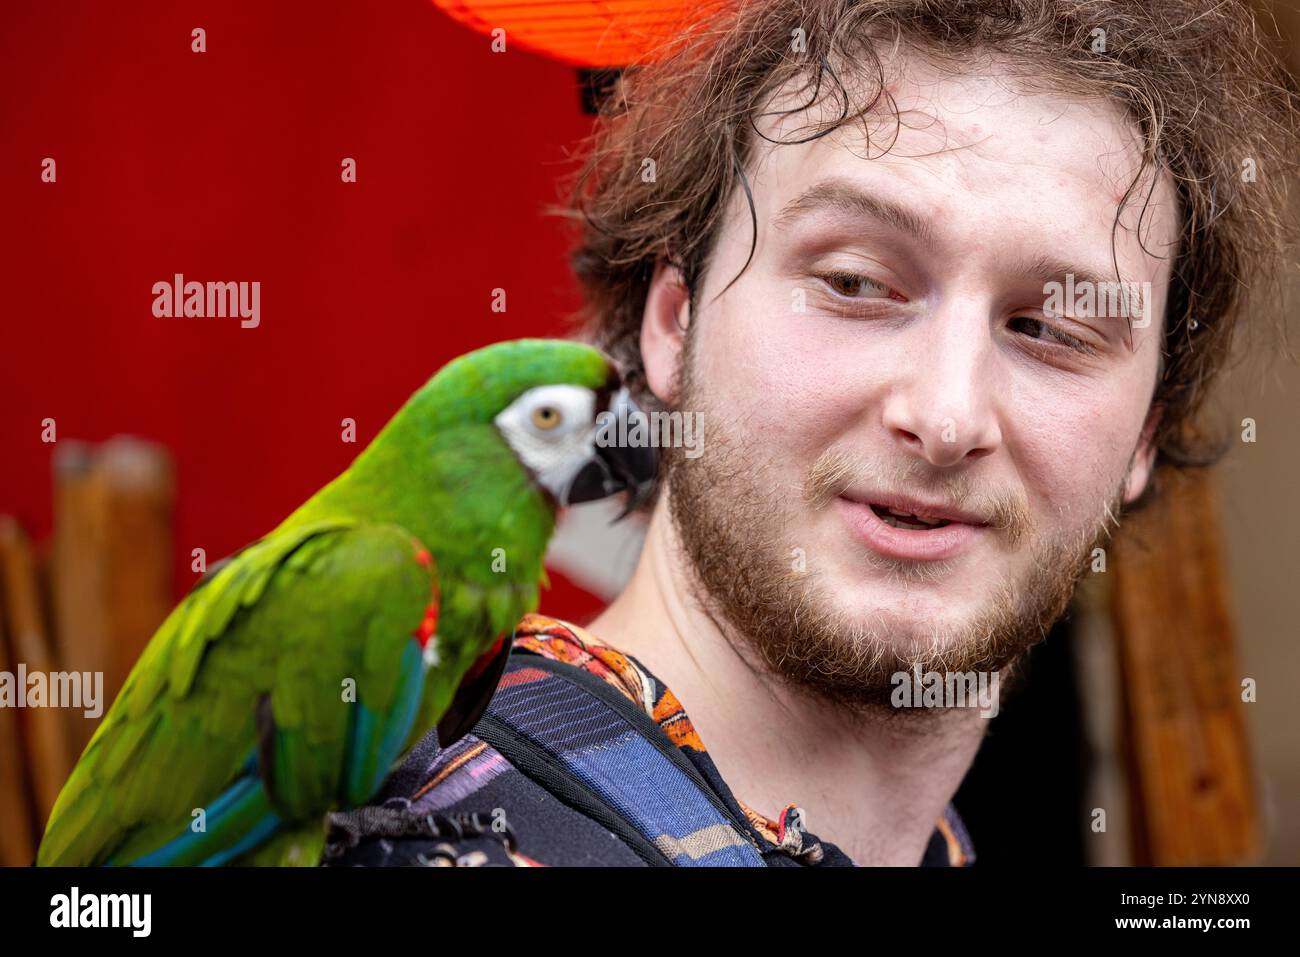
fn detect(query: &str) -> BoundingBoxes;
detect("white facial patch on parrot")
[493,384,599,499]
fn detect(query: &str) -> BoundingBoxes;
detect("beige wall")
[1213,297,1300,865]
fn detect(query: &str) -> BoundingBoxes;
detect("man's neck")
[589,504,987,866]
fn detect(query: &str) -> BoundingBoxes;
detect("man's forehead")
[741,54,1181,289]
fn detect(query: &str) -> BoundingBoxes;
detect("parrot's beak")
[560,386,657,519]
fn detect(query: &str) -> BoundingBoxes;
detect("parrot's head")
[420,338,658,517]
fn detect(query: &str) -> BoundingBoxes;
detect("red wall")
[0,0,605,620]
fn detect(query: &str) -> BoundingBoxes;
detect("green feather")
[38,339,614,866]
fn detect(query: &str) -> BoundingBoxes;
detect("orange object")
[430,0,711,67]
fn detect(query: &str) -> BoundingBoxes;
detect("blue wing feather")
[118,756,280,867]
[343,638,426,806]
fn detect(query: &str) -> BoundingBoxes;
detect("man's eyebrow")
[1012,253,1127,302]
[770,177,936,246]
[773,180,1130,293]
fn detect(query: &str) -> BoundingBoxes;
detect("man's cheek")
[719,363,858,449]
[1017,406,1129,513]
[727,305,847,391]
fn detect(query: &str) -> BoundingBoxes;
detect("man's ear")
[1122,403,1163,504]
[640,260,691,406]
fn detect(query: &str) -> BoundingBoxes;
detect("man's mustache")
[803,448,1033,547]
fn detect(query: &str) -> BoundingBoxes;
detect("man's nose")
[880,311,1003,468]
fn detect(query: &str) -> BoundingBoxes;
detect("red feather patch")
[410,544,439,649]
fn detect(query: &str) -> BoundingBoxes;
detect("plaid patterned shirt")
[325,613,976,867]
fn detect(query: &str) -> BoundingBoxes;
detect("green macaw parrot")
[37,338,654,867]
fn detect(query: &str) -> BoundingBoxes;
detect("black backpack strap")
[473,652,767,867]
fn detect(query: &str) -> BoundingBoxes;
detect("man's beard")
[662,341,1126,718]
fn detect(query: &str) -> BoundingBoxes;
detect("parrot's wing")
[37,519,441,866]
[434,631,511,749]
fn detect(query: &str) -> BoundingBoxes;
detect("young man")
[326,0,1297,866]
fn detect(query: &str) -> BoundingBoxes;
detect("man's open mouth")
[869,505,952,530]
[835,493,986,563]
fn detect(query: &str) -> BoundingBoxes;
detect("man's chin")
[799,571,1034,661]
[829,603,987,657]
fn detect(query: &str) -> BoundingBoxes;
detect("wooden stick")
[1110,469,1258,864]
[0,564,38,865]
[0,517,74,828]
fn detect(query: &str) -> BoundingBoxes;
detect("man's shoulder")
[324,614,975,867]
[325,618,769,867]
[323,730,648,867]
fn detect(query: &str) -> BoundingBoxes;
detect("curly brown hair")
[553,0,1299,489]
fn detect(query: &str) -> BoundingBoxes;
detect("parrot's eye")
[495,384,595,476]
[531,405,562,430]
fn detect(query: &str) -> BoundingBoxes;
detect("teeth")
[875,505,950,530]
[885,506,933,522]
[881,513,931,530]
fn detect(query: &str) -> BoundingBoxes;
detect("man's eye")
[1009,315,1088,351]
[816,270,904,301]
